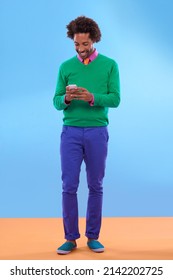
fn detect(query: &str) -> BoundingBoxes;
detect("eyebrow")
[74,41,89,44]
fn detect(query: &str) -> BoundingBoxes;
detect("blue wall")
[1,0,173,217]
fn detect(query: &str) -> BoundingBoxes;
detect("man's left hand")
[74,87,93,102]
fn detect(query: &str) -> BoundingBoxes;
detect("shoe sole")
[56,247,76,255]
[89,247,105,253]
[57,250,71,255]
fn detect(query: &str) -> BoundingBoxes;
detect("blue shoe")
[87,240,105,253]
[56,241,77,255]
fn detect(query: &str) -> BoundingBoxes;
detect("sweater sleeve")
[93,61,120,108]
[53,66,69,111]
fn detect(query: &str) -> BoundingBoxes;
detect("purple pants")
[60,126,109,241]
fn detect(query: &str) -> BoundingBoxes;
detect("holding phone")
[68,84,77,90]
[65,84,79,102]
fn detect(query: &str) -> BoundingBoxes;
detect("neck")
[88,48,95,57]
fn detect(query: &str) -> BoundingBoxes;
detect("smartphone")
[68,84,77,90]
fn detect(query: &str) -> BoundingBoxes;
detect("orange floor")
[0,217,173,260]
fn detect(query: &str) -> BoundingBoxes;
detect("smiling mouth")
[78,50,88,57]
[80,52,86,57]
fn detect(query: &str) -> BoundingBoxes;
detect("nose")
[78,47,85,52]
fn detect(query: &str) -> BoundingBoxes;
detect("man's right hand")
[65,85,79,102]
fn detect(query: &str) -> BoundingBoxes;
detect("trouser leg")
[84,127,109,239]
[60,126,83,240]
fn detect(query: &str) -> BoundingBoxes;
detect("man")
[53,16,120,255]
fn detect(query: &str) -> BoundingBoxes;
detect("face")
[74,33,95,59]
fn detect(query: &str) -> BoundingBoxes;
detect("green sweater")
[53,54,120,127]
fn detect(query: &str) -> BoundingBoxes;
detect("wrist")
[65,96,71,104]
[89,94,94,106]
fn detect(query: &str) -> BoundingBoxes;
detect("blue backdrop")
[1,0,173,217]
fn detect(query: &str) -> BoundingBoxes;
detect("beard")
[77,47,94,59]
